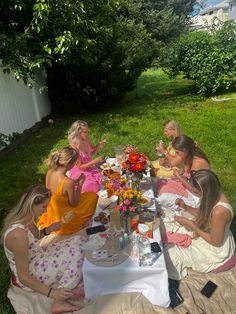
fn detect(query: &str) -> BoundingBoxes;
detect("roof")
[200,1,229,15]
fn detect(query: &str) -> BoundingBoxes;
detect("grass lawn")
[0,69,236,313]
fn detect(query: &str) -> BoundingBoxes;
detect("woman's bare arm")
[6,228,74,300]
[175,205,230,246]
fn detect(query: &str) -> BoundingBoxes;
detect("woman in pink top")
[67,120,106,193]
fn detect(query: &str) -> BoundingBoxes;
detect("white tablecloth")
[82,164,170,307]
[82,226,170,307]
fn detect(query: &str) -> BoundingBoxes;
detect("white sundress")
[163,202,236,280]
[4,224,85,290]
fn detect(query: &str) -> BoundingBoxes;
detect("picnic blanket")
[8,265,236,314]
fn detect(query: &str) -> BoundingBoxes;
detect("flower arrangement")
[114,188,142,216]
[122,151,148,177]
[105,178,127,197]
[123,144,137,155]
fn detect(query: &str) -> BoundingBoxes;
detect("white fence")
[0,69,51,137]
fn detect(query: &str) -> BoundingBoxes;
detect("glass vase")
[120,213,132,235]
[131,172,143,191]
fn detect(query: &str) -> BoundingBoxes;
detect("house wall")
[0,69,51,137]
[228,0,236,20]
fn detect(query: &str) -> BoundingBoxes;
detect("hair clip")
[52,153,59,162]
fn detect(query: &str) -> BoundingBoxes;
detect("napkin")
[83,234,106,251]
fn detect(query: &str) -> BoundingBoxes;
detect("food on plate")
[94,212,109,224]
[102,169,120,179]
[141,197,149,205]
[141,196,152,208]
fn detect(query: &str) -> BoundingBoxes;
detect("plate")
[100,163,112,170]
[141,196,153,208]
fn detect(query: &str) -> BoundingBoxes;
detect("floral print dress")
[4,224,84,291]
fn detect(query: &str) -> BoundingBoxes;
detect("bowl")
[98,197,111,209]
[141,196,152,208]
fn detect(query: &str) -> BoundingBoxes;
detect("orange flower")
[134,162,144,171]
[122,162,127,170]
[129,153,140,162]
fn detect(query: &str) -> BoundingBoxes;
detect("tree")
[0,0,196,112]
[164,20,236,95]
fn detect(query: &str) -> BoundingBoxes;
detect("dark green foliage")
[164,20,236,95]
[0,0,195,112]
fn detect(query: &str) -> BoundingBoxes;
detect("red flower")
[129,153,140,162]
[122,162,127,170]
[134,162,144,171]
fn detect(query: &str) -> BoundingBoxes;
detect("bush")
[164,20,236,95]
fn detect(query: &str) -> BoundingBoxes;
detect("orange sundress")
[39,177,98,234]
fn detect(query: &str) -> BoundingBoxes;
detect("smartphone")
[86,225,106,235]
[200,280,217,298]
[151,242,162,253]
[169,288,184,308]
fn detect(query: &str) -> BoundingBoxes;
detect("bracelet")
[43,228,49,236]
[47,287,52,298]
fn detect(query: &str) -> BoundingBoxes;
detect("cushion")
[212,251,236,273]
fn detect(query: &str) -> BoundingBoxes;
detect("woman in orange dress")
[39,147,98,234]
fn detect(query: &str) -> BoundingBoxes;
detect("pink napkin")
[157,178,188,198]
[162,231,192,248]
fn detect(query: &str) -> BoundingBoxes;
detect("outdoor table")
[82,160,170,307]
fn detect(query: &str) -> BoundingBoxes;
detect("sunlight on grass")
[0,69,236,312]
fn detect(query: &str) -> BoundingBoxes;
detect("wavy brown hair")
[1,185,50,242]
[172,135,209,169]
[190,169,220,231]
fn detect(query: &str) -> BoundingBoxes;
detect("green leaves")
[164,21,236,95]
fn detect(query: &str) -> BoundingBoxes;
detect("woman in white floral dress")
[1,184,85,314]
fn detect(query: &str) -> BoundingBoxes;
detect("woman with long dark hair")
[163,169,235,280]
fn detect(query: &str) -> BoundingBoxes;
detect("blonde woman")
[39,146,98,234]
[151,119,182,176]
[2,185,85,313]
[67,120,105,192]
[163,170,235,280]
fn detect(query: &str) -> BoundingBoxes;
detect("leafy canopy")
[0,0,195,110]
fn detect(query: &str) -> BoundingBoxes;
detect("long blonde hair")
[190,169,221,231]
[163,120,182,138]
[68,120,88,147]
[47,146,78,170]
[1,185,50,243]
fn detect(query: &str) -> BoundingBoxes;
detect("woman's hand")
[97,139,106,150]
[93,156,104,164]
[50,288,74,300]
[77,173,86,186]
[46,221,62,234]
[174,216,194,229]
[156,141,165,155]
[175,198,187,211]
[173,168,182,179]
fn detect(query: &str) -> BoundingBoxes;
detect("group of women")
[1,119,235,313]
[152,120,235,281]
[1,120,106,313]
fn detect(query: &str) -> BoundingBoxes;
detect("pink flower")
[124,199,131,205]
[122,206,127,212]
[129,206,136,212]
[116,204,122,211]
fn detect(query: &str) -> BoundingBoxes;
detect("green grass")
[1,68,236,313]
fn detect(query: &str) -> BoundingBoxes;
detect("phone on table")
[169,288,184,308]
[151,242,162,253]
[200,280,218,298]
[86,225,106,235]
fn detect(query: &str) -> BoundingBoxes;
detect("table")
[82,162,170,308]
